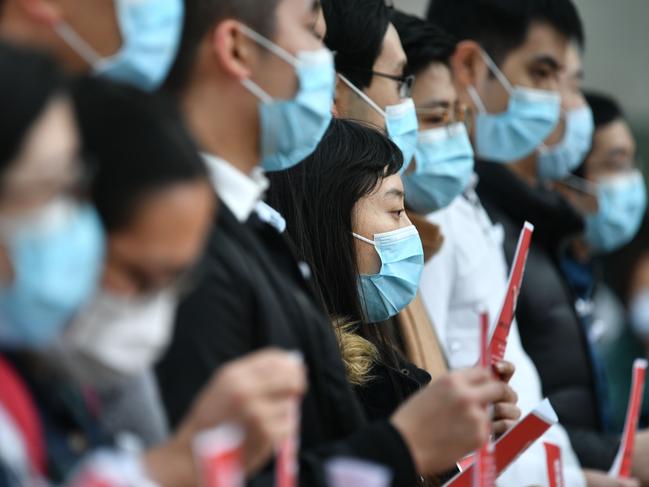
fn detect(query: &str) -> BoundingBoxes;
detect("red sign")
[544,442,563,487]
[609,359,648,478]
[445,399,557,487]
[194,424,245,487]
[488,222,534,365]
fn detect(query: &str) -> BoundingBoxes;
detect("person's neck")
[181,77,260,176]
[506,152,538,187]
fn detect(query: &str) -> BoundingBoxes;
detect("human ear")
[16,0,63,26]
[209,20,259,81]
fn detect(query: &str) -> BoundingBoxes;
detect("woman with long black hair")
[269,118,431,418]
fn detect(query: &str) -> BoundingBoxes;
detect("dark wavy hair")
[267,118,406,384]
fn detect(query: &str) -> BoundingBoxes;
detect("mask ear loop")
[239,24,298,67]
[55,22,103,67]
[352,233,376,246]
[537,109,569,154]
[338,74,386,118]
[479,49,514,94]
[560,174,599,197]
[467,86,487,115]
[467,48,515,116]
[238,24,301,104]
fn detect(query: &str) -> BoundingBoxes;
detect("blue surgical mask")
[0,199,105,348]
[55,0,184,91]
[403,123,475,213]
[538,106,594,181]
[353,225,424,323]
[630,289,649,339]
[339,75,419,173]
[240,26,335,173]
[468,50,561,163]
[586,170,647,253]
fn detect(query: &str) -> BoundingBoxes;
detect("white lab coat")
[419,182,586,487]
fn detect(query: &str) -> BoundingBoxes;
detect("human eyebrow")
[417,99,451,110]
[531,54,562,72]
[384,188,405,200]
[606,147,633,160]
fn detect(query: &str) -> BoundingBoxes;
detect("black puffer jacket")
[476,161,620,470]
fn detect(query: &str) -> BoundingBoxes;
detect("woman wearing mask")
[266,120,520,469]
[269,119,430,419]
[0,43,306,486]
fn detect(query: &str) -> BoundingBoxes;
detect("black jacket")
[156,204,417,486]
[475,161,620,470]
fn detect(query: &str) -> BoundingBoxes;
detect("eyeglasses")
[371,71,415,99]
[415,101,469,126]
[340,66,415,99]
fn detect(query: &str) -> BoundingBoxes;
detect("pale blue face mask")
[0,199,105,349]
[538,106,595,181]
[585,170,647,253]
[468,50,561,163]
[339,75,419,173]
[239,26,335,173]
[353,225,424,323]
[403,122,475,214]
[55,0,184,91]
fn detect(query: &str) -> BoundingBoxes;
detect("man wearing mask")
[429,0,649,482]
[0,0,183,90]
[555,91,647,477]
[0,43,307,486]
[393,10,587,487]
[157,0,510,485]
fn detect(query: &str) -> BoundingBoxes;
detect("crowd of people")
[0,0,647,485]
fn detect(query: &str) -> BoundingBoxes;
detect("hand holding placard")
[444,399,558,487]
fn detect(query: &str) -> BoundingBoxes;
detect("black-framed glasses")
[371,71,415,98]
[340,66,415,98]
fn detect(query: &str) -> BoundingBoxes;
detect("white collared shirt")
[419,175,586,487]
[202,153,269,223]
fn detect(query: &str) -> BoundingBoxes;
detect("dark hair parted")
[164,0,281,93]
[0,42,66,177]
[427,0,584,65]
[321,0,392,89]
[72,78,209,232]
[392,10,457,76]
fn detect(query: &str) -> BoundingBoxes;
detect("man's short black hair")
[392,10,457,77]
[322,0,392,89]
[573,91,626,178]
[427,0,584,65]
[73,79,209,232]
[585,91,625,129]
[164,0,281,94]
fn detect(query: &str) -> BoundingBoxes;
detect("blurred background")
[396,0,649,171]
